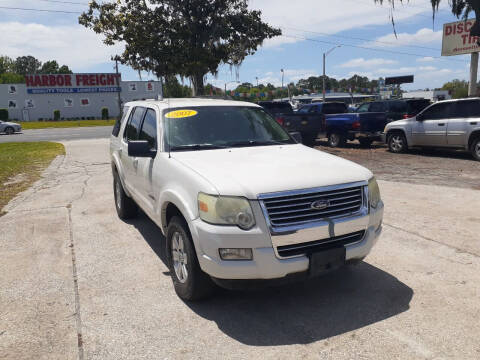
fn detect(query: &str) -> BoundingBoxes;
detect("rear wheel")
[471,137,480,161]
[113,172,138,220]
[388,132,407,153]
[167,216,215,301]
[302,133,317,147]
[328,133,346,148]
[4,127,14,135]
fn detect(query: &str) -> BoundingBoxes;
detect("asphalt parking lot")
[1,139,479,359]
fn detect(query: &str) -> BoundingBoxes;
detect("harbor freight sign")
[442,19,479,56]
[25,73,122,94]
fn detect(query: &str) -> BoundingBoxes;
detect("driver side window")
[420,103,452,121]
[123,107,146,141]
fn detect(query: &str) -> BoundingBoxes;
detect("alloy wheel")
[390,135,404,152]
[171,231,188,283]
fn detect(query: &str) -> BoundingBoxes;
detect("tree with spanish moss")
[79,0,281,96]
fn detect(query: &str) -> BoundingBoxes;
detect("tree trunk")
[191,73,205,96]
[469,0,480,40]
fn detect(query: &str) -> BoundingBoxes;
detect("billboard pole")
[469,52,478,97]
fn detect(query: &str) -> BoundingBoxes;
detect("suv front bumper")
[189,201,383,280]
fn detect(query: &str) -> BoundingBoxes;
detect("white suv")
[110,98,384,300]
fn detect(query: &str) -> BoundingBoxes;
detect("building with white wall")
[0,73,162,121]
[402,90,451,102]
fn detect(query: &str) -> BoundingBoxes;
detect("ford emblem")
[311,199,330,210]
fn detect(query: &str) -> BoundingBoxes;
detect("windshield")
[164,106,295,151]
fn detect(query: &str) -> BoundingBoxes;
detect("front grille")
[261,186,364,227]
[277,230,365,257]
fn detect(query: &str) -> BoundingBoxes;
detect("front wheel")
[113,172,138,220]
[167,216,215,301]
[388,132,407,153]
[471,137,480,161]
[328,133,346,148]
[4,127,14,135]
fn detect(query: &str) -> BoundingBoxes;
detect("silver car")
[0,120,22,135]
[384,98,480,161]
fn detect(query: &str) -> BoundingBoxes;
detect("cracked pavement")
[0,139,479,359]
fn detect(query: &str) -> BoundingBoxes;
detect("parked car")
[383,98,480,161]
[356,98,431,122]
[277,102,349,146]
[325,112,389,147]
[257,101,294,117]
[0,120,22,135]
[110,98,384,300]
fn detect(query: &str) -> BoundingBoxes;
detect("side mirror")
[416,114,424,121]
[289,131,302,143]
[128,140,157,158]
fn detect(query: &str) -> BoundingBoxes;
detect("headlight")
[198,193,255,230]
[368,177,381,209]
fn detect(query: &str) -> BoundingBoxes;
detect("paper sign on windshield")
[165,110,198,118]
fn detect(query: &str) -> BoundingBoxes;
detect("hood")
[172,144,372,199]
[2,121,20,127]
[387,118,414,127]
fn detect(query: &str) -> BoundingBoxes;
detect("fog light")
[219,248,253,261]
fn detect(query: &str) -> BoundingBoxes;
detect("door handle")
[438,123,445,126]
[471,122,477,125]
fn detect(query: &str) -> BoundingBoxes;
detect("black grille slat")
[277,231,365,257]
[262,186,364,227]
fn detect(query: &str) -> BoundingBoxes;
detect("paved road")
[0,126,112,143]
[1,139,479,359]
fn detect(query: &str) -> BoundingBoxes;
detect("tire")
[167,216,215,301]
[358,138,373,148]
[471,137,480,161]
[388,132,407,153]
[113,172,138,220]
[4,127,14,135]
[328,133,346,148]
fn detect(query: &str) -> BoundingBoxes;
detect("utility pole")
[322,45,341,103]
[469,52,478,97]
[281,69,284,89]
[113,57,122,119]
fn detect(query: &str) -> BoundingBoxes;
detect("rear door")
[121,106,146,195]
[411,102,452,146]
[135,107,160,213]
[447,100,480,146]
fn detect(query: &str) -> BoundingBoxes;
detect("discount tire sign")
[442,19,479,56]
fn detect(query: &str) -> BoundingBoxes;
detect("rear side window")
[322,103,347,114]
[420,102,454,120]
[370,102,386,112]
[124,107,146,141]
[407,100,431,115]
[112,106,130,137]
[388,101,407,113]
[260,102,293,114]
[139,109,158,150]
[454,100,480,118]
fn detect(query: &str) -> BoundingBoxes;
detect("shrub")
[53,110,61,121]
[101,107,109,120]
[0,108,8,121]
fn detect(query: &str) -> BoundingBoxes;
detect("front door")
[22,109,29,122]
[411,102,452,147]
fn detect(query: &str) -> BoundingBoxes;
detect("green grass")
[0,142,65,216]
[19,119,115,130]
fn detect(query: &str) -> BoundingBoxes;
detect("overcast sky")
[0,0,472,91]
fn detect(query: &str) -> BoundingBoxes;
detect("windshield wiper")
[226,140,291,148]
[170,144,227,151]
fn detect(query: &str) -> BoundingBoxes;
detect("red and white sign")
[442,19,479,56]
[25,73,121,87]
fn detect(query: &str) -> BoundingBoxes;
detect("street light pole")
[224,81,240,99]
[281,69,284,89]
[322,45,341,103]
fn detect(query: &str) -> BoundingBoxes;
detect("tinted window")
[357,103,370,113]
[165,106,293,149]
[139,109,158,150]
[112,106,130,137]
[420,103,454,120]
[388,101,407,113]
[297,106,311,113]
[370,102,386,112]
[124,107,145,141]
[323,103,347,114]
[406,99,431,115]
[454,100,480,118]
[308,106,319,113]
[259,102,293,115]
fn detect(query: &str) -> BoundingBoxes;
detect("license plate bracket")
[309,247,346,277]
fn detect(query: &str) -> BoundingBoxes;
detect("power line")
[281,26,441,52]
[34,0,89,5]
[281,33,468,63]
[0,5,81,14]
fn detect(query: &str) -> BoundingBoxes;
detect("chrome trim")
[258,181,370,259]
